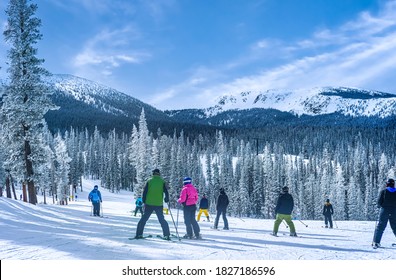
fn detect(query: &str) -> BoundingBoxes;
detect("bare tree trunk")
[10,174,17,200]
[22,182,27,202]
[43,189,46,204]
[24,139,37,205]
[5,176,11,198]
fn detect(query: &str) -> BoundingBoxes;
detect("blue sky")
[1,0,396,110]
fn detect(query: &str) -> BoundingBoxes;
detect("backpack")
[90,191,100,203]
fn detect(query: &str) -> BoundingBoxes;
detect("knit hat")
[183,177,192,185]
[94,185,98,190]
[387,178,395,187]
[282,186,289,193]
[153,169,160,175]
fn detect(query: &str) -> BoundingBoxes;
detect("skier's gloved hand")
[164,196,169,203]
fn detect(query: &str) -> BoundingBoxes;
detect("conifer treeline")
[3,110,393,221]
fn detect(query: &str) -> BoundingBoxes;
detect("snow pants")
[273,214,296,234]
[197,209,210,222]
[92,202,100,216]
[324,214,333,228]
[136,205,170,237]
[134,206,143,216]
[373,206,396,244]
[214,208,229,229]
[183,205,200,237]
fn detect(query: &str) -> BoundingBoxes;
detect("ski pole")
[176,205,179,228]
[90,204,93,216]
[167,202,181,240]
[298,219,308,227]
[282,220,289,228]
[372,211,380,244]
[209,211,214,221]
[100,202,104,218]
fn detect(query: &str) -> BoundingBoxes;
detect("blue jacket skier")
[88,185,102,216]
[134,196,144,216]
[372,178,396,248]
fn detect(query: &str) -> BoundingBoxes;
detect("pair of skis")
[129,234,210,242]
[129,235,177,242]
[372,243,396,249]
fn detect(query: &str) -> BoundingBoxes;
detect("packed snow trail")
[1,181,395,260]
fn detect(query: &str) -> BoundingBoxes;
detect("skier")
[372,178,396,248]
[197,193,210,222]
[134,195,144,216]
[214,188,229,230]
[88,185,102,216]
[135,169,171,240]
[178,177,201,239]
[272,186,297,237]
[323,198,334,228]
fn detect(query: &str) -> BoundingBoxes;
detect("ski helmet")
[183,177,192,185]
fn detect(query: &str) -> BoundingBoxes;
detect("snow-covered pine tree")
[262,144,277,219]
[333,162,346,221]
[134,109,152,197]
[2,0,57,204]
[54,134,71,205]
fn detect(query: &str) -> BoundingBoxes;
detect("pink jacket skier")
[177,177,201,239]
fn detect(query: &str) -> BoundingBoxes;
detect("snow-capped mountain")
[46,74,166,119]
[43,74,219,134]
[40,74,396,132]
[44,74,175,133]
[204,87,396,118]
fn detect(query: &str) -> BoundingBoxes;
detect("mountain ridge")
[41,74,396,132]
[200,87,396,118]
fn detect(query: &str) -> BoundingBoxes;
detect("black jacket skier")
[272,186,297,236]
[322,199,334,228]
[372,178,396,248]
[214,188,229,230]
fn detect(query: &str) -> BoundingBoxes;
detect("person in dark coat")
[197,194,210,222]
[214,188,229,230]
[272,186,297,236]
[372,178,396,248]
[323,198,334,228]
[88,185,102,216]
[135,169,170,239]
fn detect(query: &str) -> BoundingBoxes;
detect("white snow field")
[1,179,395,280]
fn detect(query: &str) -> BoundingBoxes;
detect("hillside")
[43,74,221,135]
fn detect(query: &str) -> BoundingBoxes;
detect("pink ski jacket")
[178,184,199,206]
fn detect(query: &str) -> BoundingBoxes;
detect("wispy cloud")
[155,0,396,109]
[72,26,150,80]
[44,0,135,15]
